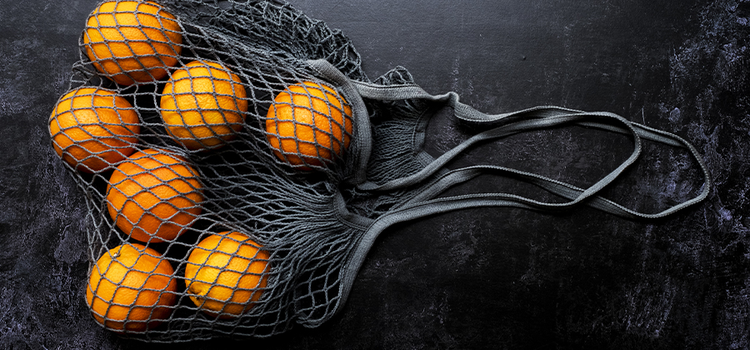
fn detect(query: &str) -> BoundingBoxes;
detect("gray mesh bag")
[47,0,711,342]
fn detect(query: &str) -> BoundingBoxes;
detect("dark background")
[1,0,749,349]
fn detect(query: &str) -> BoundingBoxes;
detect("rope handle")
[308,58,710,222]
[331,83,711,322]
[384,106,711,220]
[309,59,712,324]
[346,68,710,219]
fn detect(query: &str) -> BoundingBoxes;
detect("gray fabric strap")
[347,79,711,218]
[331,114,711,314]
[308,60,711,323]
[326,78,712,323]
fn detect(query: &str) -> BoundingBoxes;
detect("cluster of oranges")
[48,0,353,333]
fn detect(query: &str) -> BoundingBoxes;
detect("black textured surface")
[1,0,748,349]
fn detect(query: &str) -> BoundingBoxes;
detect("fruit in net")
[86,243,177,332]
[83,0,183,85]
[49,87,140,173]
[265,81,353,169]
[184,231,271,318]
[160,60,248,150]
[106,148,203,243]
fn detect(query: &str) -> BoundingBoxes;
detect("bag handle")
[345,75,710,219]
[307,59,710,204]
[331,97,711,323]
[308,59,711,323]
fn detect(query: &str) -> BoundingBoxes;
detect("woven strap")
[307,59,711,324]
[342,70,711,219]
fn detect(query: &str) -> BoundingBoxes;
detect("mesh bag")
[47,0,711,342]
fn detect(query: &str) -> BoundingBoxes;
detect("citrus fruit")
[160,60,248,150]
[86,243,177,332]
[83,0,183,85]
[184,231,271,318]
[106,148,203,243]
[49,87,140,173]
[265,81,353,169]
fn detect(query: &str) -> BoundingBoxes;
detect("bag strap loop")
[308,59,711,323]
[341,74,711,219]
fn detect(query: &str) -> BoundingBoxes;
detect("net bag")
[47,0,711,342]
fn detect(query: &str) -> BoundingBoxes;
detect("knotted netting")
[47,0,711,343]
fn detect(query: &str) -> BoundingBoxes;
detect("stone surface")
[1,0,748,349]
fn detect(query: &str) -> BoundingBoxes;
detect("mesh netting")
[48,0,431,341]
[48,0,711,343]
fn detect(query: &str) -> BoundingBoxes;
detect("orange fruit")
[184,231,271,318]
[86,243,177,332]
[83,0,183,85]
[49,87,140,173]
[160,60,248,150]
[265,81,353,169]
[106,148,203,243]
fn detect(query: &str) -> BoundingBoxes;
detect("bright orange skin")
[106,148,204,243]
[265,81,353,169]
[184,231,271,318]
[160,60,248,150]
[86,243,177,333]
[83,0,183,85]
[49,87,140,173]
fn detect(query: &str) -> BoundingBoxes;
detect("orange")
[86,243,177,332]
[49,87,140,173]
[160,60,248,150]
[184,231,271,318]
[265,81,353,169]
[106,148,203,243]
[83,0,183,85]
